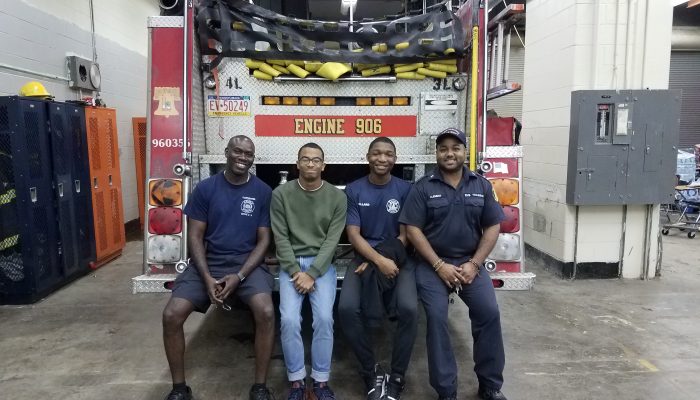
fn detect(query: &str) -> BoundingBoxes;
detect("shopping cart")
[662,185,700,239]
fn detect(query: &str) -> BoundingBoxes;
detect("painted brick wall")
[522,0,672,278]
[0,0,159,223]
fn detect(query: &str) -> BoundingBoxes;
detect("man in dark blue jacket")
[400,128,507,400]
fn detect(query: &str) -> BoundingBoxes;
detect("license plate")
[207,95,251,117]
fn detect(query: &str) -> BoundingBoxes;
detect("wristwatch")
[236,271,246,282]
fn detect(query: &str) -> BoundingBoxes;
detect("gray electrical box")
[566,90,681,205]
[66,56,101,91]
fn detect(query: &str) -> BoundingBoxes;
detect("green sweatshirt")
[270,179,347,279]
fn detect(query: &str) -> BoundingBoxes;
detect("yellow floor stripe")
[638,359,659,372]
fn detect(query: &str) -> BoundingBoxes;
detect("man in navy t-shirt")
[338,137,417,400]
[161,136,275,400]
[399,128,507,400]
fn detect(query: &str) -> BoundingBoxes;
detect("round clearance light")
[148,207,183,235]
[488,233,521,261]
[147,235,181,263]
[149,179,182,207]
[453,77,466,91]
[500,206,520,233]
[204,75,217,89]
[490,178,519,206]
[484,260,497,272]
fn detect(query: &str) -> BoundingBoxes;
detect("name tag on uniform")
[358,202,371,207]
[464,193,484,198]
[429,194,442,199]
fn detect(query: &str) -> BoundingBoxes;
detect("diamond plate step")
[490,272,536,291]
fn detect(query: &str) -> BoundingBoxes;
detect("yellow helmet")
[19,81,51,98]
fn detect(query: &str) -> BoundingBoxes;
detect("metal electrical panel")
[566,90,681,205]
[66,56,101,91]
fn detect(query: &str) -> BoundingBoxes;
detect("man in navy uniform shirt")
[161,135,275,400]
[339,137,417,400]
[399,128,507,400]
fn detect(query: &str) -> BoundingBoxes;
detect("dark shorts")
[171,261,274,313]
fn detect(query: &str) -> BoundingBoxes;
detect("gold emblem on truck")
[153,87,181,117]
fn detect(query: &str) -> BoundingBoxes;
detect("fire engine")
[132,0,535,293]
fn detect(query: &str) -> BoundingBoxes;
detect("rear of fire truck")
[132,0,535,294]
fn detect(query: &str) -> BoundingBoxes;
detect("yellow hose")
[272,65,290,74]
[395,42,409,51]
[361,66,391,77]
[258,63,281,77]
[396,72,426,80]
[416,68,446,79]
[432,59,458,65]
[394,63,423,73]
[287,64,310,78]
[253,70,272,80]
[427,63,458,74]
[245,59,263,69]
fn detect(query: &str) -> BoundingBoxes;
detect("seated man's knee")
[424,303,449,326]
[337,297,358,320]
[312,307,334,330]
[472,301,500,323]
[280,312,302,332]
[253,297,275,327]
[397,299,418,322]
[162,303,187,331]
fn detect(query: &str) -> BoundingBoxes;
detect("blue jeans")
[279,256,337,382]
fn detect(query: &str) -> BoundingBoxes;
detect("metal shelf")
[487,81,521,101]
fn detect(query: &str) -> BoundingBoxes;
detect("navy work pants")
[416,257,505,397]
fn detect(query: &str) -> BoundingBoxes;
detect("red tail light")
[148,207,183,235]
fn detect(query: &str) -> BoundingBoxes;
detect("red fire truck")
[132,0,535,293]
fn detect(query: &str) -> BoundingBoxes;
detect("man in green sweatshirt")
[271,142,347,400]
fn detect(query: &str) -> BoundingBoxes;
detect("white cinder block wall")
[522,0,673,278]
[0,0,160,224]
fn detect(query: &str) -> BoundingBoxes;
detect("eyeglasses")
[298,157,324,165]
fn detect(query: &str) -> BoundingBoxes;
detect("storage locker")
[84,107,125,267]
[0,97,62,303]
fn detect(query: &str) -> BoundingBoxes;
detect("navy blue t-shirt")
[346,176,412,247]
[184,173,272,260]
[399,168,504,259]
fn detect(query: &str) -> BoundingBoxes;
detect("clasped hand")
[291,271,315,294]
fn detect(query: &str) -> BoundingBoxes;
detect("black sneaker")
[312,381,336,400]
[165,386,192,400]
[250,383,274,400]
[287,380,306,400]
[363,364,385,400]
[383,374,404,400]
[437,394,456,400]
[478,386,508,400]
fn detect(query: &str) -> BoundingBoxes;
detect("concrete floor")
[1,233,699,400]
